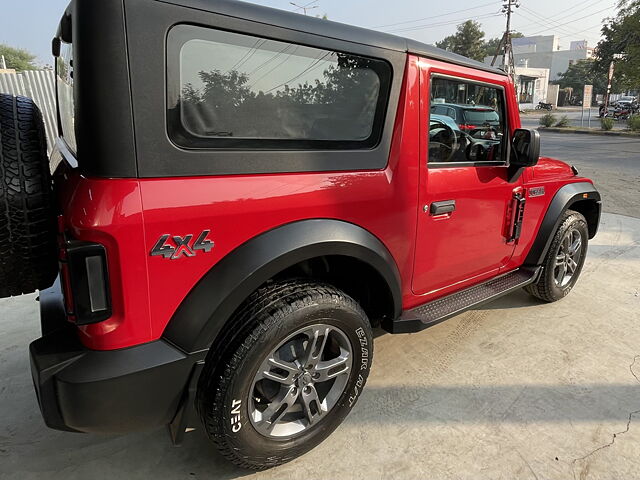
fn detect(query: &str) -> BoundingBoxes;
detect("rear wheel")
[525,210,588,302]
[0,94,57,298]
[197,279,373,470]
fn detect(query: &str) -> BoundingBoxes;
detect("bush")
[539,113,556,127]
[628,115,640,132]
[601,117,615,131]
[555,115,570,128]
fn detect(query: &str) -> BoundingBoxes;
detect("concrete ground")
[1,133,639,479]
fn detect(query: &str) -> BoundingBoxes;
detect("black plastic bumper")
[30,279,204,433]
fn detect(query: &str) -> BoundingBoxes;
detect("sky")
[0,0,619,66]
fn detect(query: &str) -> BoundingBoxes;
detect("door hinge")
[508,191,526,242]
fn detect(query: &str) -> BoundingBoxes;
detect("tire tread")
[197,279,371,470]
[0,94,56,298]
[524,209,588,302]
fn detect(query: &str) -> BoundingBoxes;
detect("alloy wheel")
[249,323,353,438]
[553,227,583,288]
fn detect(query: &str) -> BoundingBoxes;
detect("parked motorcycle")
[536,101,553,111]
[600,103,634,120]
[614,106,632,120]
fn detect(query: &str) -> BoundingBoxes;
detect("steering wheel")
[428,120,458,163]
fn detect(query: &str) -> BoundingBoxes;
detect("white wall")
[515,67,550,109]
[485,35,592,81]
[547,84,560,106]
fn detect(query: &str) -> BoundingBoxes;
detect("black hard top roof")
[157,0,507,76]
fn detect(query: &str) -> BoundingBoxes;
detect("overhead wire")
[525,0,604,23]
[372,2,496,30]
[522,5,615,37]
[386,13,503,34]
[517,8,599,41]
[248,46,301,89]
[264,51,334,93]
[556,21,605,41]
[246,43,295,76]
[518,3,611,41]
[228,39,267,73]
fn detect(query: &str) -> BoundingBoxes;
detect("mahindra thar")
[0,0,600,470]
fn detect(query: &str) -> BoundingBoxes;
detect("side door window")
[428,76,507,165]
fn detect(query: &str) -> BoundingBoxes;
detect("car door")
[412,64,522,297]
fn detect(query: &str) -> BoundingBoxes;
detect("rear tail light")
[59,239,112,325]
[459,124,477,131]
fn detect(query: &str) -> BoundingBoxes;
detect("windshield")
[463,109,499,125]
[56,41,76,154]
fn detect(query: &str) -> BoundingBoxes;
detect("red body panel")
[411,58,521,301]
[55,54,589,350]
[58,58,421,350]
[54,168,152,348]
[506,159,590,270]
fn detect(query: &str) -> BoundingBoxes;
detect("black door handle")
[430,200,456,215]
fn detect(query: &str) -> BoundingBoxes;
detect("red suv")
[0,0,600,470]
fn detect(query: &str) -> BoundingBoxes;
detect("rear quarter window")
[167,25,392,150]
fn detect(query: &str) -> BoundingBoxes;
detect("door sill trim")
[384,267,541,334]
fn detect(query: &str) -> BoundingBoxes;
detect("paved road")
[538,132,640,218]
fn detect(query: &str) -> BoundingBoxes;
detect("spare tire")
[0,94,57,298]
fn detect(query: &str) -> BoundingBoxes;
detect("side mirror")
[511,128,540,168]
[52,37,61,58]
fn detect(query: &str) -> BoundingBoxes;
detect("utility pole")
[492,1,519,93]
[603,54,626,114]
[290,1,318,15]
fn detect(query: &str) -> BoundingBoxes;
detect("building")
[514,66,550,109]
[484,35,594,81]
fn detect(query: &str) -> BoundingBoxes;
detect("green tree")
[0,44,37,71]
[595,0,640,92]
[482,37,502,59]
[482,31,524,60]
[435,20,486,62]
[555,59,607,97]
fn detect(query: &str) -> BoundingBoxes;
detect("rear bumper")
[30,279,203,433]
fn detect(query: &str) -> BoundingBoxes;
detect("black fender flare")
[162,219,402,353]
[524,181,601,267]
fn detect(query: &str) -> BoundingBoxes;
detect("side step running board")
[384,268,540,334]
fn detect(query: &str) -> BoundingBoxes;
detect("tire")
[0,94,57,298]
[197,279,373,470]
[525,209,588,302]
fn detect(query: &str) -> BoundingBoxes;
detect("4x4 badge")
[150,230,214,259]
